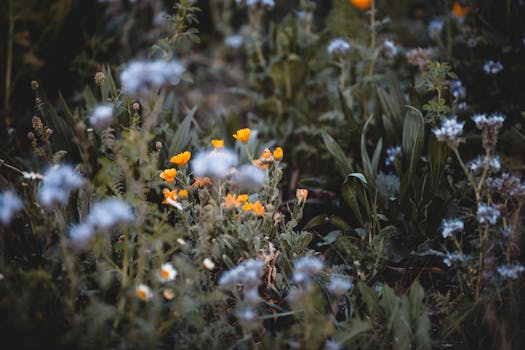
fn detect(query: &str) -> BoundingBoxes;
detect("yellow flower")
[260,148,272,159]
[192,177,213,188]
[160,168,177,182]
[242,202,253,212]
[179,189,188,198]
[350,0,372,10]
[242,201,265,216]
[223,193,241,208]
[211,139,224,149]
[273,147,283,160]
[170,151,191,166]
[452,2,471,17]
[296,188,308,203]
[136,284,152,301]
[233,128,251,143]
[237,194,249,203]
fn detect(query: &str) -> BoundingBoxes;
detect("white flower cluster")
[380,39,398,58]
[497,264,525,279]
[70,199,134,247]
[327,38,351,57]
[234,165,266,192]
[219,259,264,302]
[441,218,464,239]
[38,165,84,207]
[468,155,501,174]
[292,256,323,291]
[328,275,353,296]
[428,19,444,40]
[385,145,402,166]
[120,60,185,97]
[0,191,23,225]
[192,149,239,179]
[483,60,503,75]
[235,0,275,8]
[432,116,464,148]
[450,80,466,100]
[486,173,525,198]
[89,104,114,131]
[476,203,500,225]
[224,35,244,49]
[443,252,464,267]
[472,113,505,131]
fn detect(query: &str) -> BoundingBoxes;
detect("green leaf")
[322,129,353,175]
[357,282,380,317]
[342,181,365,226]
[168,106,196,156]
[377,87,402,126]
[361,115,374,182]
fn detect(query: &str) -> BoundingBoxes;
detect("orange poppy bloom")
[170,151,191,167]
[160,168,177,182]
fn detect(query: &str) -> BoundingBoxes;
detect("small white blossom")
[0,191,23,225]
[219,259,264,291]
[450,80,466,100]
[38,165,84,207]
[385,145,402,166]
[433,116,465,148]
[89,104,114,131]
[159,263,178,282]
[443,252,463,267]
[120,60,185,97]
[441,218,464,238]
[328,276,353,296]
[327,38,351,57]
[380,39,398,58]
[483,60,503,75]
[203,258,216,271]
[293,256,323,290]
[136,284,153,301]
[472,113,505,130]
[497,264,525,279]
[476,203,500,225]
[468,155,501,174]
[225,35,244,49]
[192,149,239,180]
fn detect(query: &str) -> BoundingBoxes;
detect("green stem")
[4,0,14,110]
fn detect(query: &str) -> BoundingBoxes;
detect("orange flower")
[192,177,213,188]
[253,159,267,169]
[162,189,178,205]
[273,147,283,160]
[350,0,372,10]
[296,188,308,203]
[179,189,188,198]
[233,128,251,143]
[211,139,224,149]
[237,194,249,203]
[452,2,471,17]
[170,151,191,166]
[160,168,177,182]
[242,201,265,216]
[260,148,272,159]
[223,193,241,208]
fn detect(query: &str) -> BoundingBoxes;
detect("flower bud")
[94,72,105,86]
[31,80,39,90]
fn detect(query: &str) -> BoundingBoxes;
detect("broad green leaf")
[322,129,353,175]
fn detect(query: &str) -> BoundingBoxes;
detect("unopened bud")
[132,102,140,111]
[31,80,39,90]
[27,132,36,141]
[45,128,53,136]
[32,116,43,130]
[94,72,105,86]
[155,141,163,151]
[35,97,42,105]
[75,121,86,132]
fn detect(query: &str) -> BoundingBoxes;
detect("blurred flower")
[486,173,525,198]
[328,276,353,296]
[223,193,248,208]
[160,168,177,182]
[472,113,505,131]
[87,199,134,230]
[69,223,95,247]
[350,0,372,10]
[120,60,185,97]
[443,252,463,267]
[483,60,503,75]
[38,165,84,207]
[441,219,464,238]
[476,203,500,225]
[224,35,244,49]
[452,2,471,19]
[163,289,175,300]
[235,0,275,9]
[385,145,402,166]
[177,238,187,245]
[193,177,213,188]
[450,80,466,100]
[203,258,216,271]
[273,147,283,160]
[242,201,265,216]
[89,104,114,131]
[433,116,464,148]
[296,188,308,203]
[380,39,398,58]
[428,19,444,40]
[233,128,251,143]
[406,48,433,70]
[219,259,264,293]
[159,263,178,282]
[211,139,224,149]
[136,284,153,301]
[192,149,239,179]
[178,189,188,198]
[170,151,191,167]
[497,264,525,279]
[162,189,182,209]
[292,256,323,291]
[327,38,351,57]
[234,165,265,192]
[0,191,23,225]
[325,340,342,350]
